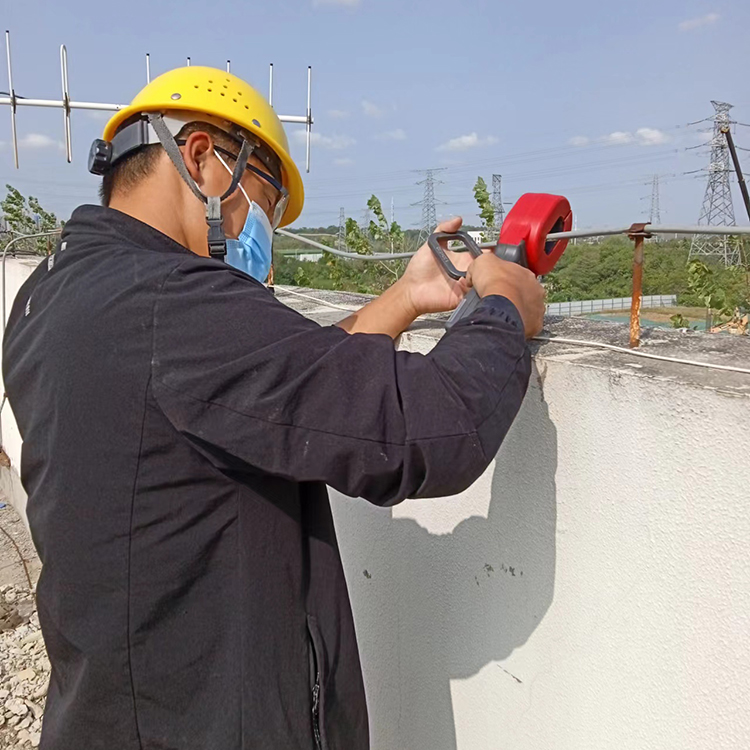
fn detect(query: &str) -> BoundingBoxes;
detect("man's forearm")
[336,280,418,339]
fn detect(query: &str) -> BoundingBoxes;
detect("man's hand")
[337,217,473,338]
[465,253,546,339]
[398,217,471,316]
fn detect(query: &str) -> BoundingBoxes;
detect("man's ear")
[181,131,214,187]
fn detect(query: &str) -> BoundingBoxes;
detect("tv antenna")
[0,30,315,172]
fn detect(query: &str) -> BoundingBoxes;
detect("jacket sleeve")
[151,259,531,506]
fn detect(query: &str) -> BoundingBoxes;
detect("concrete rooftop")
[275,286,750,399]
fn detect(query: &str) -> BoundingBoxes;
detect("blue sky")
[2,0,750,230]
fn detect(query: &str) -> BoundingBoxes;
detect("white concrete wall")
[331,333,750,750]
[1,257,43,519]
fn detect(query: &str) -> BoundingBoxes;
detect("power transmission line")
[337,207,346,251]
[360,206,373,238]
[650,175,661,225]
[304,149,677,202]
[305,122,687,190]
[689,101,741,266]
[492,174,505,235]
[412,169,446,245]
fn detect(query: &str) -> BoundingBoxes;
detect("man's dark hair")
[99,121,279,206]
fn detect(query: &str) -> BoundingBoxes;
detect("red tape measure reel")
[499,194,572,276]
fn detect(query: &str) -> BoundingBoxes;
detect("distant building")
[448,230,491,250]
[278,248,324,262]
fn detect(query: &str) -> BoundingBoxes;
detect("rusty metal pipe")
[628,224,651,348]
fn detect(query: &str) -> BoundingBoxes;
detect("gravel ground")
[0,503,47,750]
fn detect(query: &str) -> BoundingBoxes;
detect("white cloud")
[334,158,354,166]
[436,133,498,152]
[375,129,407,141]
[0,132,67,153]
[328,109,349,119]
[678,12,719,31]
[603,131,635,146]
[313,0,360,6]
[569,136,589,147]
[293,131,355,150]
[87,111,111,122]
[19,133,59,149]
[598,129,670,146]
[361,100,384,118]
[635,127,670,146]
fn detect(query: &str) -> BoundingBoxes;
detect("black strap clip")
[206,196,227,260]
[207,217,227,259]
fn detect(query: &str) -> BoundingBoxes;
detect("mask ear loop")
[147,114,252,260]
[215,150,252,205]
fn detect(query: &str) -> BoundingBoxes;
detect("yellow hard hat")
[103,66,304,227]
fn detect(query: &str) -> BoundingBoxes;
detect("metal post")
[269,63,274,107]
[5,30,19,168]
[186,56,191,67]
[145,53,151,83]
[226,60,231,73]
[721,126,750,224]
[628,223,651,348]
[306,66,312,173]
[60,45,72,163]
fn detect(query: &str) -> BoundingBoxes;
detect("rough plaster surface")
[1,268,749,749]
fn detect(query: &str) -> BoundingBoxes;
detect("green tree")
[28,196,59,238]
[544,238,695,303]
[686,260,750,318]
[2,185,36,236]
[473,177,495,242]
[366,195,405,253]
[1,185,60,255]
[345,218,371,255]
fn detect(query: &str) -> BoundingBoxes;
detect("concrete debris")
[0,585,48,749]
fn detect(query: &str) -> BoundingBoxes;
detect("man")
[2,66,544,750]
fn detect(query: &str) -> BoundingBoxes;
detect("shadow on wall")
[331,372,558,750]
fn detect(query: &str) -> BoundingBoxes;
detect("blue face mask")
[216,152,274,283]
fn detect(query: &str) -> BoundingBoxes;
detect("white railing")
[546,294,678,317]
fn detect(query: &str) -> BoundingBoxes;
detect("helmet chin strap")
[147,113,252,260]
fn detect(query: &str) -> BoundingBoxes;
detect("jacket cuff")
[477,295,524,331]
